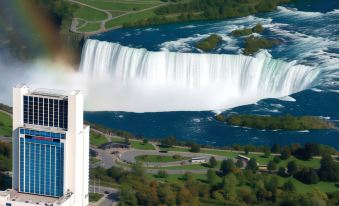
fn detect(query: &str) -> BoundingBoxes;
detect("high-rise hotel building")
[0,85,89,206]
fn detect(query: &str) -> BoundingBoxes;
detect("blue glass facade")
[19,129,65,197]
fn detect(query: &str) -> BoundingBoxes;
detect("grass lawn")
[90,157,101,164]
[78,0,162,11]
[105,9,156,28]
[78,22,101,32]
[276,176,339,193]
[74,6,107,21]
[90,132,108,147]
[0,112,12,137]
[89,193,104,202]
[136,155,189,163]
[130,140,155,150]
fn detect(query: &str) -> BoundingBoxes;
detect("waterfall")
[79,39,320,112]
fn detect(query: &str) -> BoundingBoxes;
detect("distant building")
[100,142,130,150]
[0,85,89,206]
[236,155,250,166]
[190,157,207,163]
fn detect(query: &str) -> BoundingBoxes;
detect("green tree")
[182,172,194,182]
[287,160,298,176]
[157,170,168,178]
[244,146,250,155]
[142,139,149,144]
[267,160,277,172]
[273,156,281,164]
[283,180,296,192]
[236,159,244,168]
[294,167,319,184]
[318,154,339,182]
[263,146,271,158]
[220,159,235,175]
[223,173,238,202]
[271,144,281,153]
[206,169,218,185]
[131,162,145,177]
[281,147,291,160]
[119,184,138,206]
[209,156,217,168]
[190,143,200,153]
[246,158,258,173]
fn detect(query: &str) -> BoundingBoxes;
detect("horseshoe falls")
[80,39,320,112]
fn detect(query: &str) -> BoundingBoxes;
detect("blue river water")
[85,0,339,148]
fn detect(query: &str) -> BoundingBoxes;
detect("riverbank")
[216,114,336,131]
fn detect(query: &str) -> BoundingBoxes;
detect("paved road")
[89,186,119,206]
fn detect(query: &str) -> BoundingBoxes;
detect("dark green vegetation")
[196,34,222,52]
[123,0,291,27]
[243,35,280,55]
[136,155,189,163]
[89,193,104,202]
[0,112,12,137]
[231,23,264,36]
[0,142,12,190]
[217,114,335,131]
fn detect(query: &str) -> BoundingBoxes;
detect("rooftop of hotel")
[2,190,73,206]
[31,88,68,99]
[16,84,82,99]
[6,190,58,205]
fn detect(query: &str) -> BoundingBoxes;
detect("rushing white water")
[79,39,320,112]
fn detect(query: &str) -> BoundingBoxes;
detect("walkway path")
[69,0,167,35]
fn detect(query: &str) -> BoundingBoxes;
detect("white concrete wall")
[82,126,89,206]
[64,91,88,206]
[12,85,29,190]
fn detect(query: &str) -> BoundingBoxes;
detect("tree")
[318,154,339,182]
[124,137,130,144]
[236,159,244,168]
[244,146,250,155]
[287,160,298,176]
[271,144,281,153]
[157,170,168,178]
[190,143,200,153]
[143,139,149,144]
[263,146,271,158]
[280,147,291,160]
[273,156,281,164]
[223,173,238,202]
[246,158,258,173]
[278,167,286,177]
[119,184,138,206]
[267,160,277,172]
[160,136,176,147]
[209,156,217,168]
[220,159,235,175]
[182,172,194,182]
[131,162,145,177]
[283,180,296,192]
[294,167,319,184]
[206,169,218,185]
[157,184,176,205]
